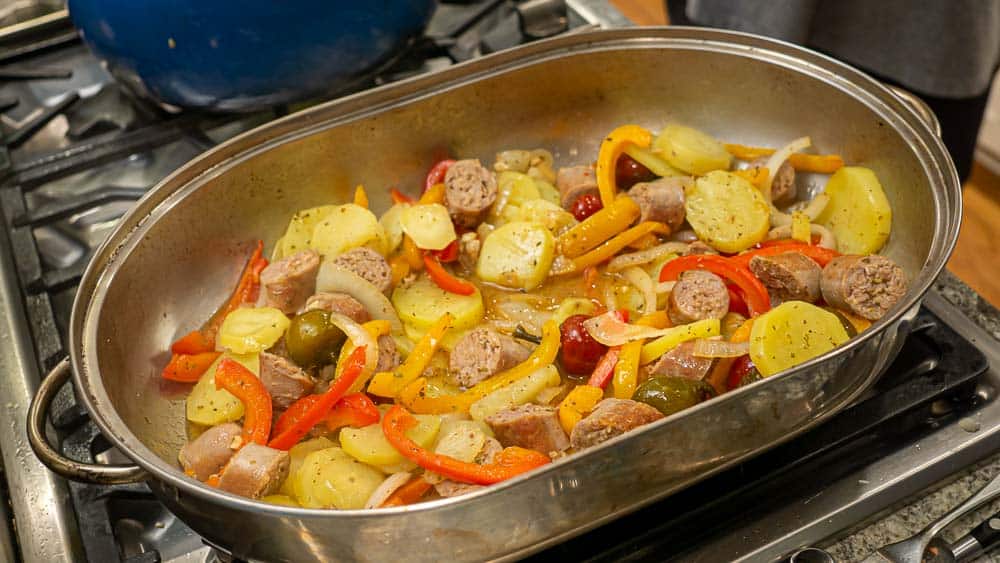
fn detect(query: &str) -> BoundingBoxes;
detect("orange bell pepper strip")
[214,358,273,445]
[731,167,769,188]
[419,182,446,205]
[729,242,840,268]
[423,255,476,296]
[161,351,222,383]
[353,185,369,208]
[563,221,669,274]
[659,255,771,317]
[383,405,550,485]
[723,143,845,174]
[587,346,620,389]
[390,188,415,205]
[595,125,653,207]
[557,195,641,259]
[268,346,367,450]
[381,476,433,507]
[402,236,424,271]
[388,255,410,286]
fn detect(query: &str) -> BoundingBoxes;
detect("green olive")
[285,310,346,367]
[633,376,716,417]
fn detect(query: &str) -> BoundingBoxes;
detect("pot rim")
[69,26,961,517]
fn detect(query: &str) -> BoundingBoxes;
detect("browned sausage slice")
[448,328,531,388]
[752,158,796,203]
[627,177,690,230]
[297,291,370,323]
[642,341,714,381]
[570,398,664,450]
[444,159,498,228]
[260,351,315,410]
[485,404,569,454]
[217,443,290,499]
[178,422,242,480]
[376,333,400,373]
[331,247,392,294]
[259,249,321,314]
[820,255,907,320]
[749,252,822,304]
[556,165,599,209]
[667,270,730,325]
[682,241,718,256]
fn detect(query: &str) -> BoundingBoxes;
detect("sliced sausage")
[458,231,481,272]
[642,341,714,381]
[667,270,730,325]
[178,422,242,480]
[216,443,290,499]
[476,437,503,465]
[682,241,718,256]
[820,255,907,320]
[260,351,314,410]
[297,291,370,323]
[332,248,392,294]
[435,480,485,498]
[448,328,531,388]
[444,159,498,228]
[259,249,321,314]
[556,165,599,209]
[570,398,664,450]
[376,333,400,373]
[627,177,690,230]
[485,404,569,455]
[752,158,796,204]
[749,252,822,304]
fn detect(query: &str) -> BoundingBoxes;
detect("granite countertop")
[827,270,1000,562]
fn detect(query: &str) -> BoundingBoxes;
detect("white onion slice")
[763,136,811,204]
[621,267,657,315]
[771,193,831,227]
[602,283,619,312]
[365,472,413,509]
[691,338,750,358]
[583,310,673,346]
[766,223,838,250]
[327,312,378,383]
[655,281,676,294]
[670,229,699,243]
[607,242,690,272]
[315,262,403,334]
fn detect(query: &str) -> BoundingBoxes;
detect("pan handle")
[27,358,148,485]
[886,84,942,138]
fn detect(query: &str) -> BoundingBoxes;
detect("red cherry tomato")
[431,240,459,263]
[727,355,762,391]
[424,159,455,193]
[569,193,604,222]
[559,314,608,376]
[615,153,656,191]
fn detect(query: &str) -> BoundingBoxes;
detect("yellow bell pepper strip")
[367,313,453,398]
[335,319,392,392]
[402,235,424,271]
[628,232,660,250]
[610,313,664,400]
[731,167,769,188]
[563,221,669,275]
[791,211,811,243]
[419,182,446,205]
[353,184,369,208]
[639,318,721,365]
[383,405,550,485]
[596,125,653,207]
[389,255,410,287]
[723,143,845,174]
[401,320,560,414]
[638,310,671,329]
[557,385,605,434]
[557,194,641,259]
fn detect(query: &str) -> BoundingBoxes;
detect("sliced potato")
[476,221,555,290]
[624,144,685,177]
[509,199,577,234]
[749,301,850,377]
[379,203,409,254]
[185,352,258,426]
[685,171,770,253]
[814,166,892,254]
[217,307,290,354]
[653,124,731,175]
[400,203,456,251]
[469,365,561,421]
[491,171,542,224]
[293,447,385,510]
[533,179,561,206]
[339,414,441,469]
[434,420,488,463]
[310,203,386,258]
[280,205,338,258]
[261,494,300,507]
[392,275,484,330]
[279,436,337,496]
[403,322,470,352]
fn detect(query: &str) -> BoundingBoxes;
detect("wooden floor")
[610,0,1000,306]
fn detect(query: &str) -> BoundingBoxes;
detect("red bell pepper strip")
[659,254,771,316]
[390,188,415,205]
[267,346,367,450]
[423,255,476,296]
[587,346,621,389]
[727,284,750,317]
[271,394,322,437]
[730,242,841,268]
[430,239,459,263]
[382,405,550,485]
[424,159,455,193]
[381,476,433,507]
[324,393,380,431]
[161,351,221,383]
[214,358,273,445]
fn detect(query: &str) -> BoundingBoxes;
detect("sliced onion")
[656,281,676,294]
[316,262,403,334]
[607,242,690,272]
[327,311,378,382]
[602,283,619,312]
[365,472,413,509]
[583,310,674,346]
[766,223,837,249]
[691,338,750,358]
[771,193,831,227]
[494,150,532,173]
[621,267,657,315]
[670,229,699,243]
[763,136,811,204]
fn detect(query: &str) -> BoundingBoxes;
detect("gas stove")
[1,3,999,563]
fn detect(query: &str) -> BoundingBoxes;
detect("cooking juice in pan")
[162,123,906,508]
